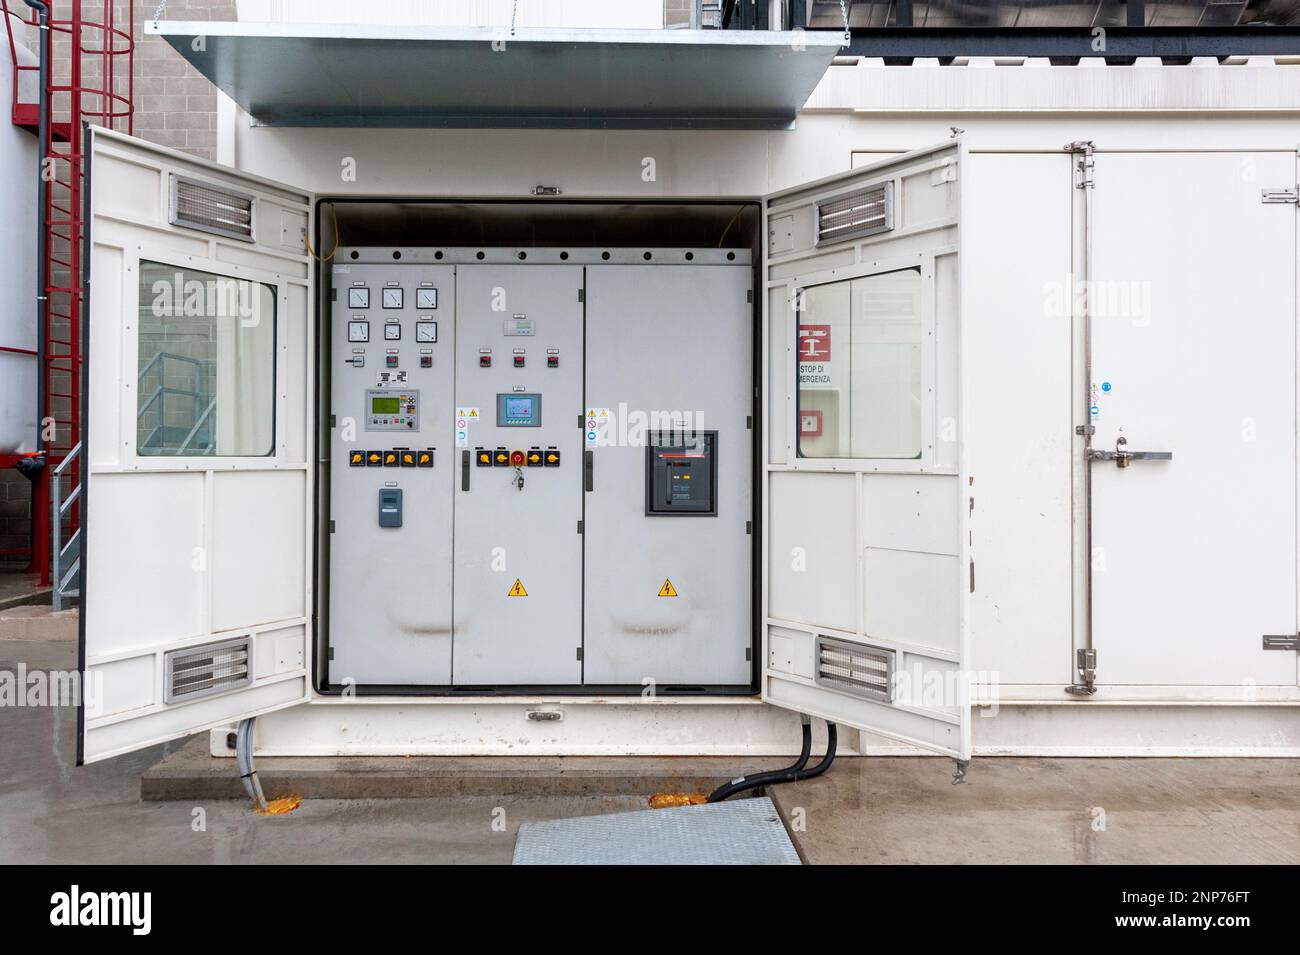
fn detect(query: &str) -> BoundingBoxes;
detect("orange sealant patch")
[647,792,709,809]
[256,795,303,817]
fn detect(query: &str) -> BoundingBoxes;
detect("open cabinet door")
[79,128,314,763]
[762,141,971,761]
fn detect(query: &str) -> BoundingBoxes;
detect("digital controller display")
[496,392,541,427]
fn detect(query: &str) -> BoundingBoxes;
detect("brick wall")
[131,0,237,161]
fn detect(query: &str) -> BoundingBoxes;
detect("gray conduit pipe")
[235,717,269,811]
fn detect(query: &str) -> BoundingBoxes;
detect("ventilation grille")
[164,637,253,704]
[815,182,892,246]
[814,635,893,704]
[170,175,256,242]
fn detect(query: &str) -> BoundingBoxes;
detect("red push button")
[509,449,526,467]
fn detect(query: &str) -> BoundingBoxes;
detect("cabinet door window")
[136,262,276,456]
[797,267,922,459]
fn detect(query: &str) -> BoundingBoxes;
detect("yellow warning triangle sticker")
[658,579,678,598]
[508,578,528,597]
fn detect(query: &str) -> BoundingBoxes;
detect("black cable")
[793,722,837,783]
[709,718,839,802]
[708,718,811,802]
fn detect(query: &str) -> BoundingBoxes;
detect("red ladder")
[2,1,133,582]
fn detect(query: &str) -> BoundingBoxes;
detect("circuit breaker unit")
[326,249,753,690]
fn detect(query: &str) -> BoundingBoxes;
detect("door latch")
[1089,436,1173,469]
[1262,634,1300,651]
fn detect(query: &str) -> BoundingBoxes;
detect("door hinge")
[576,647,584,661]
[1262,633,1300,651]
[745,415,753,430]
[576,519,583,534]
[1066,648,1098,695]
[578,413,584,429]
[328,646,334,660]
[747,289,753,303]
[330,287,337,302]
[329,519,336,533]
[1075,424,1094,436]
[1261,187,1298,204]
[745,647,752,662]
[329,414,336,428]
[745,520,752,535]
[1065,141,1095,188]
[578,288,585,303]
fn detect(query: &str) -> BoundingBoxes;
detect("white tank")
[0,18,38,455]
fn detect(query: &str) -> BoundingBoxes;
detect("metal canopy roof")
[149,22,844,130]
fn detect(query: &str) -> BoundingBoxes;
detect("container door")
[1088,151,1299,688]
[80,128,315,763]
[761,141,972,760]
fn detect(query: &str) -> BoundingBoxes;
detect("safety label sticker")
[456,407,480,448]
[508,578,529,597]
[585,408,611,449]
[657,579,678,598]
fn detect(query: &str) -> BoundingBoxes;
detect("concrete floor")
[3,628,1298,865]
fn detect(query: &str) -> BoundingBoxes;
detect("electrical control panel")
[327,249,752,693]
[328,260,455,686]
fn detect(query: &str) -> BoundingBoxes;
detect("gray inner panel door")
[452,265,585,684]
[329,264,456,685]
[583,264,754,686]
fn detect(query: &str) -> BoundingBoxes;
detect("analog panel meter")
[348,320,369,343]
[416,287,438,310]
[384,323,401,341]
[416,320,438,343]
[382,287,404,309]
[347,287,370,309]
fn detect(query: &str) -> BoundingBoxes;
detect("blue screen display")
[497,393,541,426]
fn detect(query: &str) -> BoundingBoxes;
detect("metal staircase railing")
[137,351,216,456]
[50,441,79,610]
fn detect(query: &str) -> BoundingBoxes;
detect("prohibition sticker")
[508,578,529,597]
[657,579,678,598]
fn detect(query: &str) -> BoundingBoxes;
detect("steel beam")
[843,26,1300,58]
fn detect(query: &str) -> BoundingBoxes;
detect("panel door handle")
[584,449,594,492]
[461,450,470,491]
[1089,437,1173,469]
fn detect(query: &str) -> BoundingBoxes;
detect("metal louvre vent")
[169,175,256,242]
[814,635,894,704]
[164,636,253,704]
[815,181,893,246]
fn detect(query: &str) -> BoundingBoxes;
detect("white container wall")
[79,35,1300,758]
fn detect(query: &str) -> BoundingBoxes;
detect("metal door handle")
[461,450,470,491]
[584,450,594,492]
[1089,437,1172,469]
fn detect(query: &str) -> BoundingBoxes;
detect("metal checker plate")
[512,796,800,865]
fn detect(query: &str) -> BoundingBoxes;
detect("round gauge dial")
[416,321,438,343]
[382,287,404,309]
[347,320,369,343]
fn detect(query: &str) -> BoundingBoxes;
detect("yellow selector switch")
[349,450,365,467]
[526,448,543,467]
